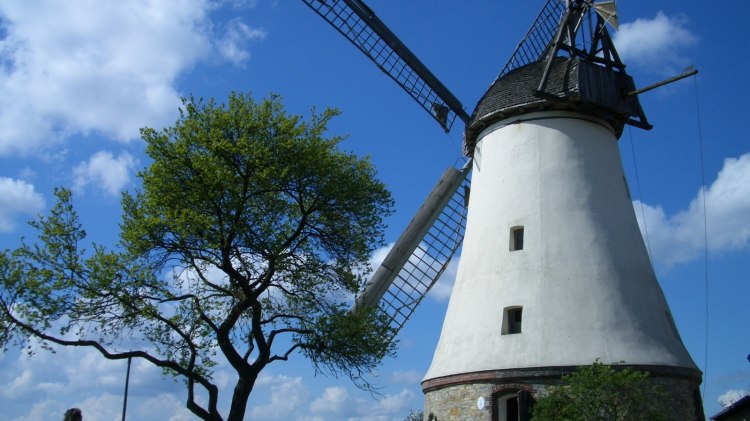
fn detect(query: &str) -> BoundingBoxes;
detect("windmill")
[301,1,703,419]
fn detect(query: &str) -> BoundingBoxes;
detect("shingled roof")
[462,57,648,157]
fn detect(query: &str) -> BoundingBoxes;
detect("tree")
[0,93,395,420]
[531,361,668,421]
[402,410,424,421]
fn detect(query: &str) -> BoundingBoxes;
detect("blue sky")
[0,1,748,420]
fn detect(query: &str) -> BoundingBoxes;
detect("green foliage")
[0,93,395,421]
[531,361,668,421]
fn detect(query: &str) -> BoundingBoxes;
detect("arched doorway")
[492,388,531,421]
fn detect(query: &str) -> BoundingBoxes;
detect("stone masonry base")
[422,365,704,421]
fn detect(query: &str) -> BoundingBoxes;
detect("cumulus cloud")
[250,375,311,420]
[217,18,266,65]
[369,389,415,417]
[133,393,195,421]
[614,12,697,74]
[368,243,392,274]
[76,393,123,421]
[0,177,45,232]
[7,399,66,421]
[309,386,350,415]
[3,337,418,421]
[0,1,265,156]
[2,370,33,399]
[3,339,129,398]
[9,391,194,421]
[305,384,415,421]
[1,339,196,421]
[243,373,419,421]
[635,154,750,266]
[72,150,137,196]
[718,389,749,407]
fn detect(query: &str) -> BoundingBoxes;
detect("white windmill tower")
[302,1,704,420]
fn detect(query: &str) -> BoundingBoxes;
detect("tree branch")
[1,304,219,403]
[268,343,305,364]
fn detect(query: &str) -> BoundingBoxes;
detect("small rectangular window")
[509,308,522,334]
[510,226,524,251]
[502,306,523,335]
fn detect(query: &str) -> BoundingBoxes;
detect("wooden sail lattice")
[378,176,468,342]
[498,0,566,78]
[301,0,469,132]
[356,165,470,342]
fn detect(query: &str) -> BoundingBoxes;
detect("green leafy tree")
[0,93,395,421]
[531,361,668,421]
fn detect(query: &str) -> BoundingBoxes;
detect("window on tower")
[510,226,524,251]
[502,306,523,335]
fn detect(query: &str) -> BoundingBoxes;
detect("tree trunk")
[226,374,256,421]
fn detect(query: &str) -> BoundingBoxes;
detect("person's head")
[63,408,82,421]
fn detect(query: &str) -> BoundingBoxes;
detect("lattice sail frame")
[498,0,566,78]
[356,165,470,342]
[379,174,469,342]
[301,0,470,132]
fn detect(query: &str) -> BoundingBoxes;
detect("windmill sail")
[593,1,619,30]
[301,0,469,132]
[497,0,566,78]
[356,163,470,342]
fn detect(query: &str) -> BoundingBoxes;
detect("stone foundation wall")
[422,366,704,421]
[424,382,494,421]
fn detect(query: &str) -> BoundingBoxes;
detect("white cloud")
[0,177,45,232]
[72,150,137,196]
[305,384,415,421]
[217,18,266,65]
[0,1,265,156]
[635,154,750,266]
[2,370,33,399]
[63,348,125,388]
[8,399,65,421]
[3,340,128,398]
[368,389,415,418]
[249,375,310,420]
[369,243,392,273]
[245,372,419,421]
[134,393,195,421]
[0,1,211,155]
[9,391,194,421]
[718,389,749,407]
[309,386,350,415]
[2,337,419,421]
[1,339,199,421]
[76,393,123,421]
[614,12,697,74]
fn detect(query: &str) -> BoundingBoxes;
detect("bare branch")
[269,343,305,364]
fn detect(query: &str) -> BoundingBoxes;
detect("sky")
[0,0,748,420]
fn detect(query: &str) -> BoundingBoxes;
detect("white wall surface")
[425,111,697,380]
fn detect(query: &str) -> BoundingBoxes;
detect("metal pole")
[121,356,132,421]
[628,67,698,97]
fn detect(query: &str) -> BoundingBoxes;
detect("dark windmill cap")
[461,0,654,158]
[462,56,648,157]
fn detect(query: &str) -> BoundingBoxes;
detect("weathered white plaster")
[424,111,697,381]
